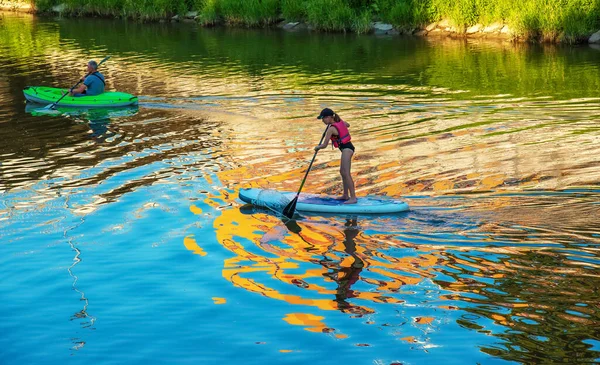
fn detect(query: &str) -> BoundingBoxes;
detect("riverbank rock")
[185,11,197,19]
[425,22,437,32]
[466,24,482,34]
[373,22,396,35]
[589,30,600,43]
[437,19,449,28]
[410,19,514,41]
[483,23,503,33]
[280,22,308,31]
[283,22,299,30]
[51,3,66,13]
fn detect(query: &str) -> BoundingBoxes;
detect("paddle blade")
[31,107,62,116]
[282,197,298,219]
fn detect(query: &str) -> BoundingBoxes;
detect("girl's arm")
[314,127,335,151]
[344,121,350,127]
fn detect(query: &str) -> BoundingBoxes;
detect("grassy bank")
[377,0,600,42]
[27,0,600,42]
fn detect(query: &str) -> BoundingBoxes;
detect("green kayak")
[23,86,138,108]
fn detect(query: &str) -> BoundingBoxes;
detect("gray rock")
[500,25,511,34]
[373,22,395,35]
[437,19,450,28]
[51,3,66,12]
[466,24,482,34]
[283,22,299,30]
[185,11,198,19]
[171,14,179,21]
[373,22,393,32]
[425,22,437,32]
[283,22,308,31]
[589,30,600,43]
[483,22,503,33]
[293,23,308,31]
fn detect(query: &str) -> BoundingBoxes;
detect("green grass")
[196,0,219,25]
[281,0,306,21]
[379,0,600,42]
[29,0,600,42]
[305,0,355,32]
[219,0,279,26]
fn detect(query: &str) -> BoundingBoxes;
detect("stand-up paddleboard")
[239,188,409,214]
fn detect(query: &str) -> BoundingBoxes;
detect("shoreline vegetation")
[2,0,600,44]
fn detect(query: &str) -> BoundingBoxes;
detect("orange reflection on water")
[212,297,226,304]
[215,206,372,313]
[197,186,454,324]
[192,157,600,349]
[189,204,203,215]
[184,235,207,256]
[283,313,330,333]
[414,316,434,325]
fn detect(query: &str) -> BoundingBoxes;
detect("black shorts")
[338,142,355,152]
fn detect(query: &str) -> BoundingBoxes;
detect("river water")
[1,11,599,365]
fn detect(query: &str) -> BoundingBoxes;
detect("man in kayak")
[69,60,105,96]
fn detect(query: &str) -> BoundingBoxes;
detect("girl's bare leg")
[340,149,356,204]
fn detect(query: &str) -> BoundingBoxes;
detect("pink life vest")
[330,120,351,148]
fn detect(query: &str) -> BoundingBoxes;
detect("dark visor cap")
[317,108,334,119]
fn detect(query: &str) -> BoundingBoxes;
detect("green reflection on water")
[2,12,600,98]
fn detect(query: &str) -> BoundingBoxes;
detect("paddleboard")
[239,188,409,214]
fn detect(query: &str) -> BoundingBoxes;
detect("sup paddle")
[282,125,330,219]
[44,56,111,110]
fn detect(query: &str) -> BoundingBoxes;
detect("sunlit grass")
[379,0,600,41]
[305,0,355,32]
[29,0,600,41]
[219,0,279,26]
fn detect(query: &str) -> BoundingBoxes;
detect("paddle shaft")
[283,125,329,218]
[47,56,110,109]
[294,125,329,195]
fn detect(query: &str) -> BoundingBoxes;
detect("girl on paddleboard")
[314,108,357,204]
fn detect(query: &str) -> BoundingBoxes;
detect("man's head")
[87,60,98,73]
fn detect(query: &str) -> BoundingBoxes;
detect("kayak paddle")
[44,56,111,110]
[282,125,330,219]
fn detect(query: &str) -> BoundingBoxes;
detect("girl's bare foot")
[337,196,349,201]
[344,197,357,204]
